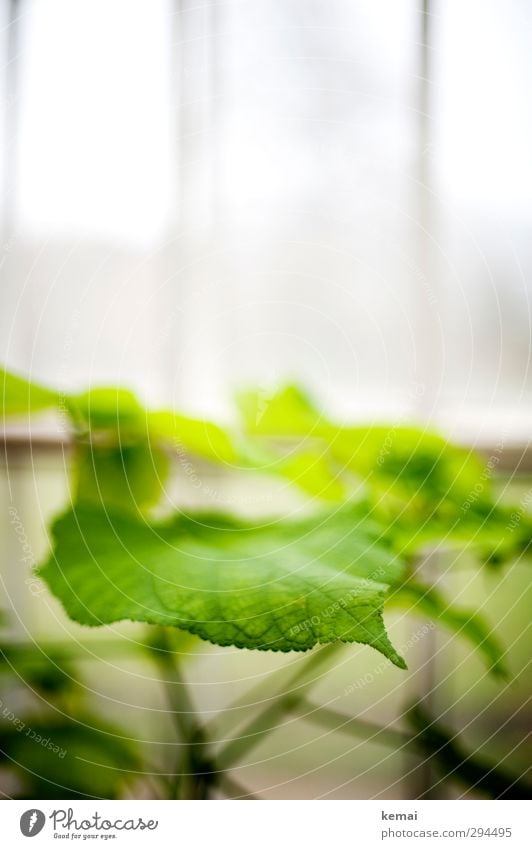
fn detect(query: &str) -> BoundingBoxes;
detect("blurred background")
[0,0,531,799]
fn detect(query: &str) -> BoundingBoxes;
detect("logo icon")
[20,810,46,837]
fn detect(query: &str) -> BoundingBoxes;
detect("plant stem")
[218,773,258,800]
[152,628,212,799]
[215,644,342,769]
[292,700,412,750]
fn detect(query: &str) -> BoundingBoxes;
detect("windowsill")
[2,412,532,473]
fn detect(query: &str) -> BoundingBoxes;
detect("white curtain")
[1,0,531,438]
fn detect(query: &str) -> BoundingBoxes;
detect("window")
[1,0,531,442]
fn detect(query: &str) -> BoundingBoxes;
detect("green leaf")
[238,384,490,508]
[66,387,147,434]
[67,387,237,462]
[237,384,325,437]
[72,441,171,514]
[387,502,532,563]
[328,425,490,508]
[237,384,532,564]
[389,581,508,678]
[0,716,140,799]
[0,643,76,697]
[148,410,236,463]
[38,505,406,667]
[1,365,237,466]
[275,450,347,501]
[0,367,60,418]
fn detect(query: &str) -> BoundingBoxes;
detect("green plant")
[0,623,148,798]
[1,366,531,799]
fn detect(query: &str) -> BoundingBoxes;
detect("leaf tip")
[392,652,408,670]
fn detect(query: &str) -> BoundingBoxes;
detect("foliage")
[39,504,406,664]
[0,632,144,799]
[3,366,525,672]
[1,365,530,799]
[237,384,532,563]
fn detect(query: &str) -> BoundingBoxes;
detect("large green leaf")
[39,505,406,666]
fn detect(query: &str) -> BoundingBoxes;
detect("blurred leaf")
[237,384,532,564]
[66,387,146,435]
[0,644,76,697]
[387,502,532,563]
[0,367,59,418]
[67,388,238,462]
[238,384,488,506]
[67,392,236,513]
[39,504,406,666]
[406,702,532,799]
[1,364,236,459]
[389,582,508,678]
[237,384,325,437]
[329,425,489,508]
[148,410,236,462]
[72,441,171,514]
[0,716,140,799]
[276,450,347,501]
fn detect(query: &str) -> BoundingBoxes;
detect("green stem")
[215,644,342,769]
[151,628,212,799]
[293,700,412,750]
[218,773,258,800]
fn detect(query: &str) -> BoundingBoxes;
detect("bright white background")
[1,0,531,436]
